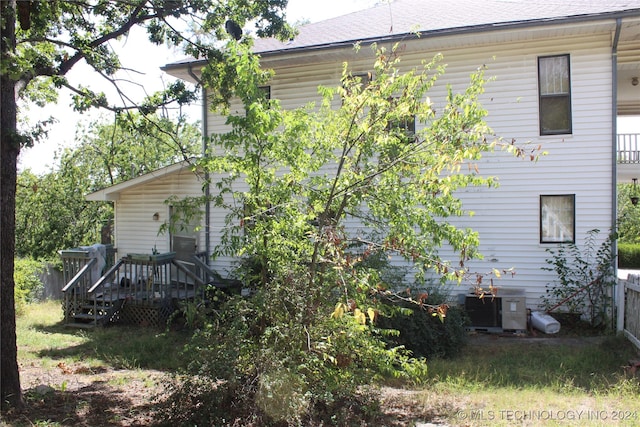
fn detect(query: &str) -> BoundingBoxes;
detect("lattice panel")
[62,300,82,320]
[119,302,175,328]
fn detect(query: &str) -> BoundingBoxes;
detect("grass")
[17,300,190,372]
[412,336,640,426]
[12,302,640,426]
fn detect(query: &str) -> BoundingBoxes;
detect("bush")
[379,287,469,359]
[155,279,429,426]
[14,258,45,315]
[541,229,616,327]
[618,243,640,268]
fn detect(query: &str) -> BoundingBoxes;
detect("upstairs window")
[385,97,416,144]
[540,194,575,244]
[342,72,372,103]
[538,55,572,135]
[387,115,416,143]
[258,85,271,101]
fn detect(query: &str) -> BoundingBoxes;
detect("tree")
[0,0,293,410]
[16,113,201,260]
[159,43,541,424]
[617,182,640,244]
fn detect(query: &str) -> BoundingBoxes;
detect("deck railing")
[60,245,116,323]
[85,252,204,326]
[60,247,238,327]
[617,134,640,164]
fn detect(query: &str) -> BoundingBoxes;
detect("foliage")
[2,0,294,409]
[14,258,45,315]
[15,169,107,259]
[617,182,640,244]
[15,113,201,259]
[618,243,640,268]
[158,288,426,426]
[378,287,469,360]
[7,1,294,121]
[541,229,616,327]
[156,42,541,425]
[350,250,469,359]
[69,113,202,188]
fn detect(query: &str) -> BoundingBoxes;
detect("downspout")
[612,18,622,332]
[188,65,211,260]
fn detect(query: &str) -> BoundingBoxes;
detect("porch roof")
[86,160,197,201]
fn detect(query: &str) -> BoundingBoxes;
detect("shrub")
[155,284,426,426]
[14,258,45,315]
[618,243,640,268]
[541,229,616,327]
[379,287,469,359]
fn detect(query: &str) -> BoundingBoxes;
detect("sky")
[18,0,640,174]
[18,0,379,174]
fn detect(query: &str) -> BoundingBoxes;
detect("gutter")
[187,64,211,260]
[612,18,622,332]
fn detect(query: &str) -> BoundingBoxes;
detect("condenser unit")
[461,288,527,333]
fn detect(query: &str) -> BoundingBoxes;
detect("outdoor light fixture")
[152,212,160,221]
[632,179,639,206]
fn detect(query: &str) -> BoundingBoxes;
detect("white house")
[88,0,640,321]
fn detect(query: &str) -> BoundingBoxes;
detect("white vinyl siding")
[200,27,615,306]
[114,170,204,257]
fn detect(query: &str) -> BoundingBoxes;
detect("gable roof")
[86,160,198,201]
[253,0,640,54]
[163,0,640,73]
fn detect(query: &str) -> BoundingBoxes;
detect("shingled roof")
[162,0,640,71]
[253,0,640,54]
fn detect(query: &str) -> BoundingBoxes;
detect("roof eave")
[162,8,640,73]
[86,160,197,202]
[256,9,640,57]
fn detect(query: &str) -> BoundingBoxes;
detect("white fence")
[621,274,640,349]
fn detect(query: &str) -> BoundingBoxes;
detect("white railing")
[617,134,640,164]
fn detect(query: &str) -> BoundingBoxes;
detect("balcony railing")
[618,134,640,164]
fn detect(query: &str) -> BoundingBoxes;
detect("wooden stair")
[65,294,125,329]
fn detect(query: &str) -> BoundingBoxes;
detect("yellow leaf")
[331,303,345,319]
[367,308,377,324]
[354,308,366,325]
[492,268,501,278]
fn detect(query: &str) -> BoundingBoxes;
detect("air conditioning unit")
[461,288,527,333]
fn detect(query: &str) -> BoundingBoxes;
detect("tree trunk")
[0,0,24,411]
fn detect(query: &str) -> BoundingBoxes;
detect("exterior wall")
[114,168,204,257]
[203,28,614,307]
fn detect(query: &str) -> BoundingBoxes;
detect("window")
[385,97,416,143]
[538,55,572,135]
[540,194,575,243]
[343,72,371,88]
[387,115,416,143]
[258,85,271,101]
[342,72,371,103]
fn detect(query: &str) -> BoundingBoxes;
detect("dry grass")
[4,302,640,426]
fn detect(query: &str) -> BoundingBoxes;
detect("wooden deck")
[60,247,237,328]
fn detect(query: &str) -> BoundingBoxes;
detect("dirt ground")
[3,363,164,426]
[5,361,441,426]
[0,333,619,426]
